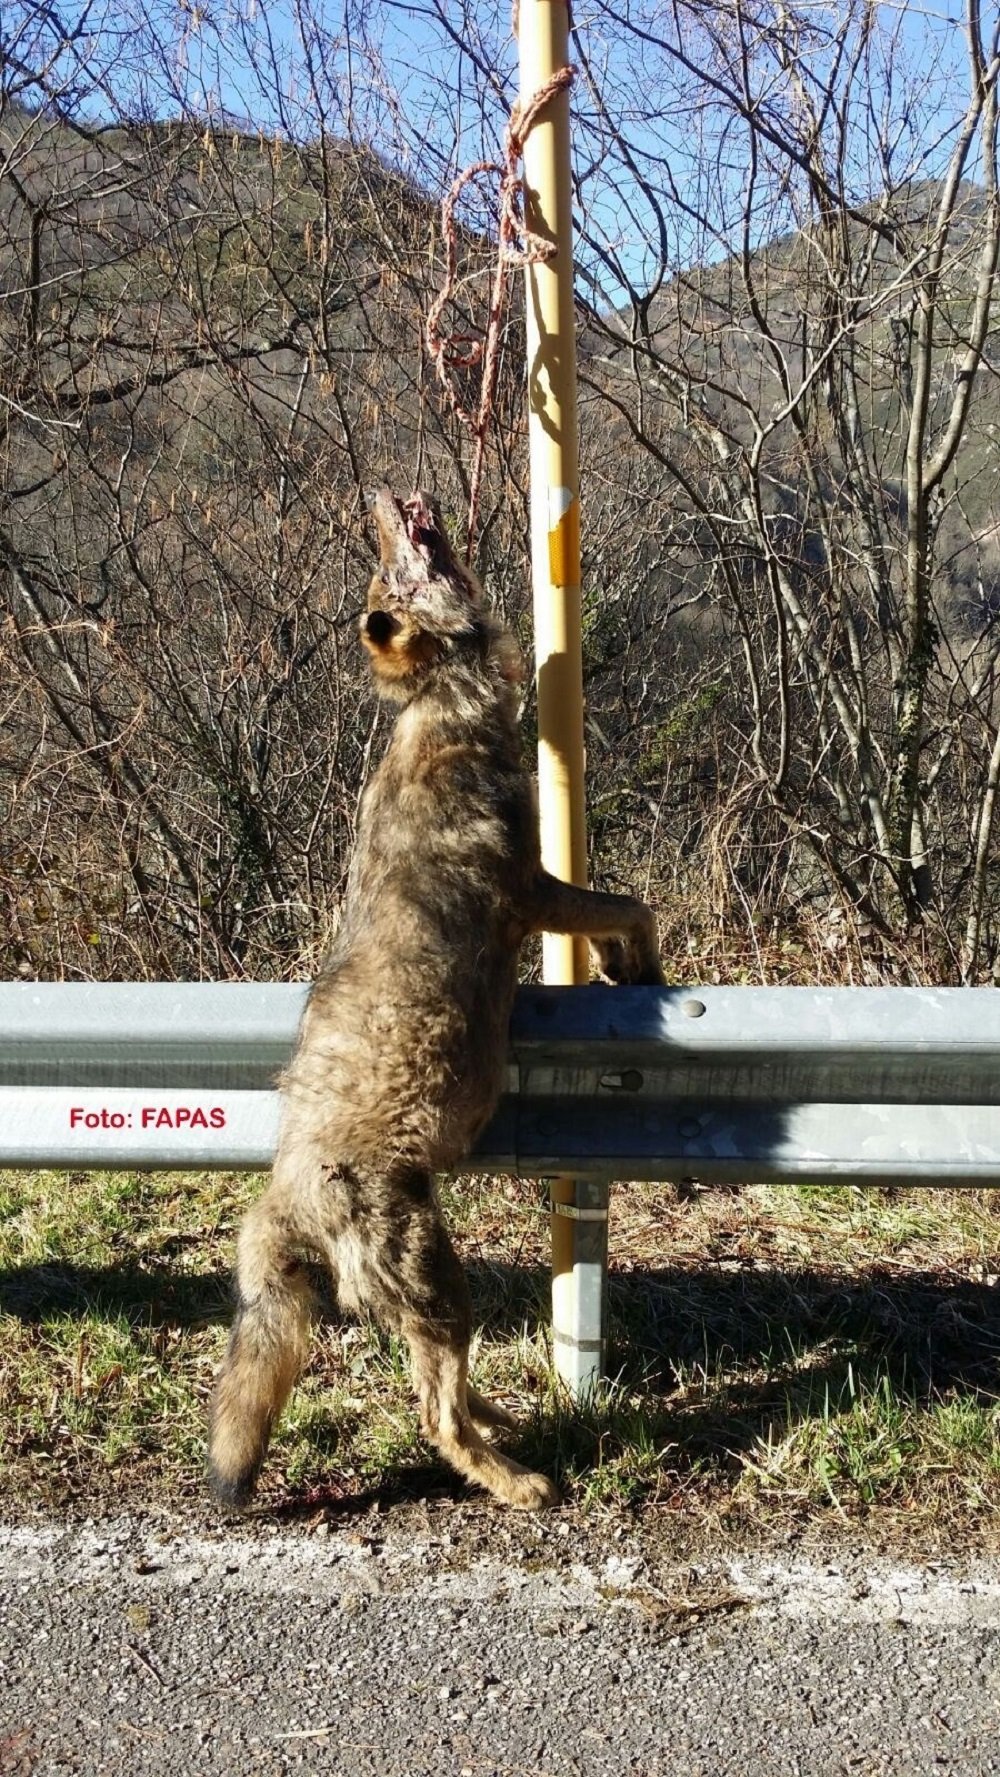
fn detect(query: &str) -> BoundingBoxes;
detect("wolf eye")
[379,570,390,585]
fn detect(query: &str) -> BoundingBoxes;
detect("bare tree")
[0,0,531,980]
[6,0,1000,984]
[565,0,1000,974]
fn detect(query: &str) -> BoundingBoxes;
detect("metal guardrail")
[5,979,999,1396]
[3,981,1000,1185]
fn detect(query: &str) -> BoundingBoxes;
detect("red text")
[140,1105,227,1130]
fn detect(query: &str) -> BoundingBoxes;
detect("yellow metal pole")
[518,1,587,963]
[518,0,607,1396]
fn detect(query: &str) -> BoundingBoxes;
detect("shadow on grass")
[3,1253,999,1400]
[483,1256,1000,1493]
[604,1261,1000,1399]
[7,1251,1000,1499]
[266,1463,474,1520]
[0,1260,233,1327]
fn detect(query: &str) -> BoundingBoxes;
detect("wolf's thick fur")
[208,488,664,1511]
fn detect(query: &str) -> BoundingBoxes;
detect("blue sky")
[4,0,978,295]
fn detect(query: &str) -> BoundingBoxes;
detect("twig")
[124,1640,167,1687]
[274,1724,337,1740]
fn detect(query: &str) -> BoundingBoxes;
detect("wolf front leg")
[526,871,666,986]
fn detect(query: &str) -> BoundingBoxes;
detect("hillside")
[3,88,1000,980]
[0,103,511,981]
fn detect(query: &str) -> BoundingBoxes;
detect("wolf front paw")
[593,935,666,987]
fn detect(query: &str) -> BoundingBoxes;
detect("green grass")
[2,1169,1000,1538]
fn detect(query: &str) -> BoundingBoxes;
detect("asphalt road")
[2,1514,1000,1775]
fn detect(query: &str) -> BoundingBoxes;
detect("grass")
[2,1167,1000,1541]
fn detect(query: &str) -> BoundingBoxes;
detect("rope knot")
[426,65,575,560]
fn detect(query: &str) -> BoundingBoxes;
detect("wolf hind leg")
[353,1179,556,1507]
[208,1188,317,1510]
[409,1329,557,1510]
[466,1386,519,1437]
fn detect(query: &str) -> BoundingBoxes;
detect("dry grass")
[2,1165,1000,1540]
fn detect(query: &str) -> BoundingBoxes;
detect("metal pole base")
[550,1175,610,1400]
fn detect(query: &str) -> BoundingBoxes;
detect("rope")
[426,65,575,561]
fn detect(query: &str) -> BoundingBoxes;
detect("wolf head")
[361,487,520,700]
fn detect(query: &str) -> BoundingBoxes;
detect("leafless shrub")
[4,0,1000,984]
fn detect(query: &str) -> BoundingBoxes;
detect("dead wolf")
[208,487,664,1511]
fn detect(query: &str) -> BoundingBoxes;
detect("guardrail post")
[550,1176,610,1395]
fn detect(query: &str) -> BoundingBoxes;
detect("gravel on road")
[2,1514,1000,1775]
